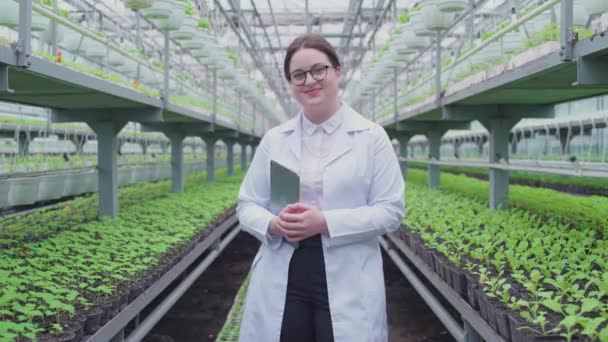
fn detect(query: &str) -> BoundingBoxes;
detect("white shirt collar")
[301,102,345,136]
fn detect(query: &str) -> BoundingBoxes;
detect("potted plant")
[401,22,430,50]
[409,6,433,37]
[421,0,455,31]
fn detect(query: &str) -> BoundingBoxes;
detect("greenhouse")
[0,0,607,341]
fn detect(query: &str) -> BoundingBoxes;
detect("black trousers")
[280,234,335,342]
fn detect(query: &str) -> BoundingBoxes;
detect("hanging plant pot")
[9,176,40,206]
[150,1,186,31]
[421,0,455,31]
[62,30,89,53]
[108,49,126,67]
[401,23,430,50]
[31,12,49,32]
[170,15,197,40]
[140,0,172,19]
[0,1,19,28]
[85,40,107,61]
[409,10,433,36]
[436,0,468,12]
[38,173,66,201]
[579,0,608,16]
[124,0,153,10]
[38,21,65,44]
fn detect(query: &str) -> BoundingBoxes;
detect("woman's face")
[288,48,342,111]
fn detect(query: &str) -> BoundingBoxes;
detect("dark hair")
[284,33,341,81]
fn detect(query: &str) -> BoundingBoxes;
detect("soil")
[141,232,456,342]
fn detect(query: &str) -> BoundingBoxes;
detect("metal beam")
[51,108,163,123]
[442,104,555,121]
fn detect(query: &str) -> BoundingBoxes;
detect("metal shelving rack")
[0,0,262,218]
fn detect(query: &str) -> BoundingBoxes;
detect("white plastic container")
[0,1,19,28]
[140,0,172,19]
[422,0,455,31]
[410,10,433,37]
[579,0,608,16]
[150,1,186,31]
[124,0,153,10]
[170,15,197,40]
[436,0,468,13]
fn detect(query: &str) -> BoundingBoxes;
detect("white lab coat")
[236,103,405,342]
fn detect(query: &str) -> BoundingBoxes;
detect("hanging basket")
[0,1,19,28]
[409,10,433,36]
[170,15,197,40]
[85,40,107,61]
[149,1,186,31]
[38,21,65,44]
[580,0,608,16]
[140,0,172,19]
[436,0,468,13]
[108,49,126,67]
[124,0,153,10]
[62,30,88,53]
[421,0,455,31]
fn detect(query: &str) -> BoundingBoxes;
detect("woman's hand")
[270,203,328,242]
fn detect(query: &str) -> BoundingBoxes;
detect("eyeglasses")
[289,65,335,86]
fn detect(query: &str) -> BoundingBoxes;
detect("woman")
[237,33,405,342]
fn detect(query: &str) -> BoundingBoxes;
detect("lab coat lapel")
[324,104,373,167]
[277,114,301,173]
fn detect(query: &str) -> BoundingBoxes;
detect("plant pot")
[84,308,103,335]
[31,12,50,32]
[465,273,479,309]
[108,49,125,67]
[38,173,66,201]
[495,306,511,341]
[450,266,467,300]
[436,0,468,12]
[39,22,65,44]
[410,10,433,37]
[100,301,113,325]
[580,0,608,15]
[150,1,186,31]
[170,15,197,40]
[124,0,153,9]
[140,0,172,19]
[9,176,40,206]
[421,0,455,31]
[62,31,88,53]
[0,1,19,28]
[401,23,429,50]
[57,331,77,342]
[85,40,107,61]
[0,179,10,208]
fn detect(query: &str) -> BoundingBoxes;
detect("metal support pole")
[17,0,33,67]
[393,69,398,126]
[167,132,185,193]
[226,141,235,176]
[17,132,30,157]
[71,136,84,155]
[481,117,518,209]
[454,140,461,157]
[205,138,217,182]
[163,31,170,108]
[426,130,444,189]
[212,69,217,130]
[435,32,442,106]
[140,142,148,155]
[464,320,482,342]
[305,0,311,33]
[560,0,573,61]
[89,121,127,218]
[250,144,255,162]
[51,0,58,55]
[241,142,247,170]
[397,134,413,179]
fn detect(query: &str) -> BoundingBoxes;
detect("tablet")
[270,160,300,214]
